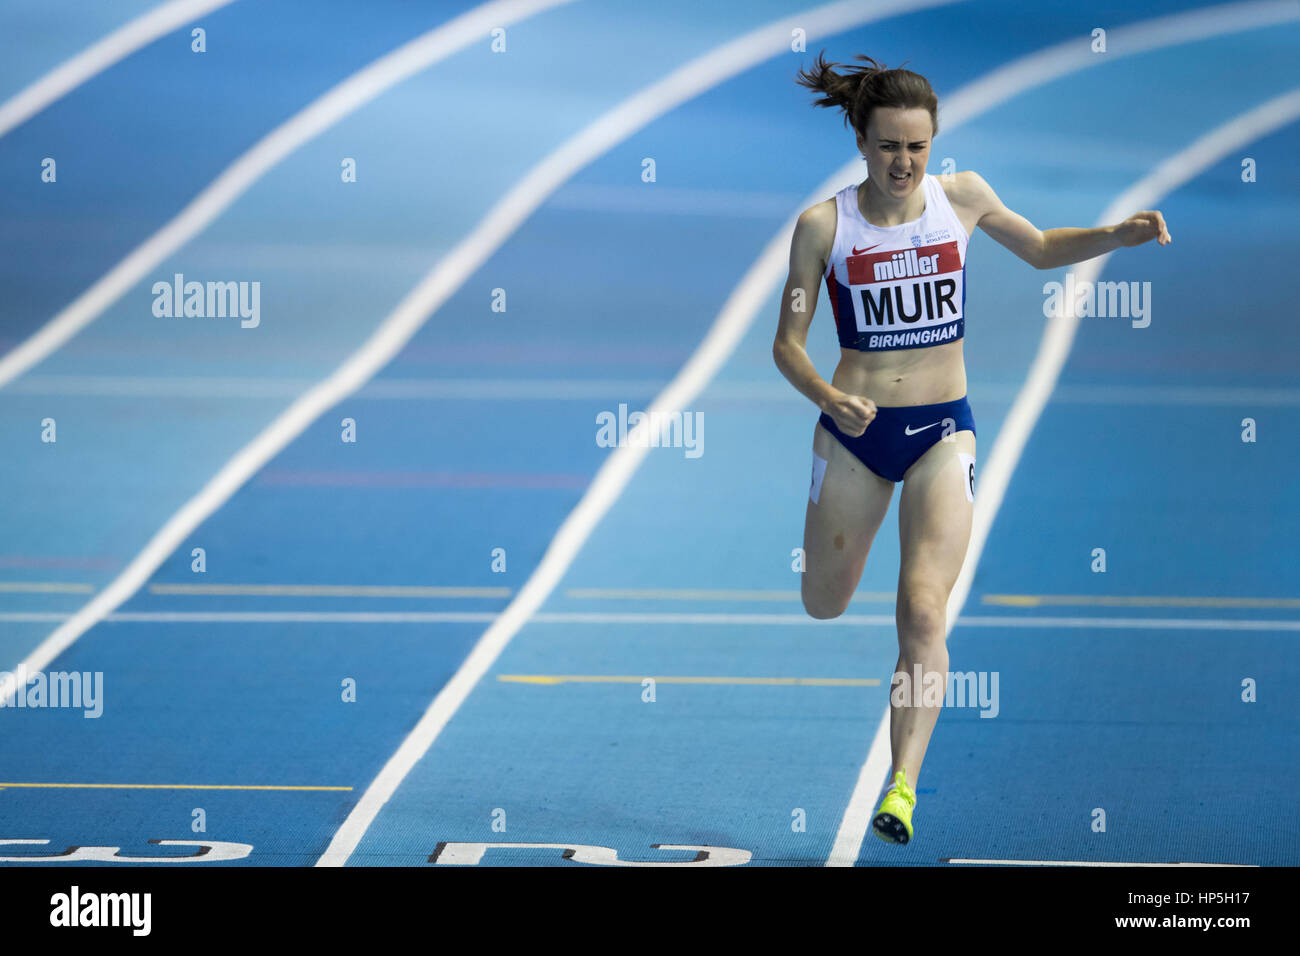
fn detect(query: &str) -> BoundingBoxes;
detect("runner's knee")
[896,587,947,644]
[802,576,849,620]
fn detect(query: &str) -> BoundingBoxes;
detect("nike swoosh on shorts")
[903,421,941,436]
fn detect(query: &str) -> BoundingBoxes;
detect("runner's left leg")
[890,428,976,787]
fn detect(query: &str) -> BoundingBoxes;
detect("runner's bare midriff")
[830,338,966,408]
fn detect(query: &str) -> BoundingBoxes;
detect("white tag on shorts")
[958,452,975,502]
[810,451,828,504]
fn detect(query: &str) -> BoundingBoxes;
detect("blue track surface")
[1,0,1296,866]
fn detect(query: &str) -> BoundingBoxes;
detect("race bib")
[957,452,975,502]
[810,451,828,504]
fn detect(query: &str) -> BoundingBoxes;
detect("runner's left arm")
[952,171,1171,269]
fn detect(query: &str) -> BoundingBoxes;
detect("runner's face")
[858,108,933,200]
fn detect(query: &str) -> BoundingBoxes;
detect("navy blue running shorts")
[817,395,976,483]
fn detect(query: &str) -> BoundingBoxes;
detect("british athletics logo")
[843,240,964,348]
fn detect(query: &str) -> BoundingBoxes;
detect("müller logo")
[847,240,961,285]
[873,249,942,280]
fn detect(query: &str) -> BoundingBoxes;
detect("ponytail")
[795,53,938,139]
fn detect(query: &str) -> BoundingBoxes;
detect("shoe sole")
[872,812,911,844]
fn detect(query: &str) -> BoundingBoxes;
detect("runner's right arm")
[773,202,877,437]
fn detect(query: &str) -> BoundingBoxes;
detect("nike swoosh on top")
[850,243,881,255]
[903,421,941,435]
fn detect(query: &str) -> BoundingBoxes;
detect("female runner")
[774,54,1170,844]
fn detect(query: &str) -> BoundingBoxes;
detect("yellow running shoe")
[872,768,916,844]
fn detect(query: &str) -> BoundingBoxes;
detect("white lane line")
[833,104,1300,869]
[828,26,1300,870]
[0,0,239,139]
[934,0,1299,129]
[4,375,672,399]
[561,613,1300,630]
[312,0,968,869]
[0,0,576,392]
[322,1,1300,869]
[548,182,807,217]
[1048,384,1300,406]
[831,91,1300,866]
[12,374,1300,406]
[4,612,1296,629]
[5,0,1278,858]
[0,0,575,710]
[943,859,1256,867]
[9,582,1292,607]
[949,87,1300,628]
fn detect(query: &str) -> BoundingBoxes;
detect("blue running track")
[0,0,1296,867]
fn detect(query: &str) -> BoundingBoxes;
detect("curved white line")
[0,0,240,139]
[3,0,1290,864]
[831,90,1300,868]
[315,1,1299,867]
[309,0,968,867]
[952,86,1300,624]
[11,374,1300,406]
[946,858,1256,867]
[0,0,964,825]
[937,0,1300,130]
[0,0,577,391]
[10,611,1297,629]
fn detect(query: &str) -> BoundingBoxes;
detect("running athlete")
[774,54,1170,845]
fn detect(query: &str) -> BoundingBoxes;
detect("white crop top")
[822,174,969,351]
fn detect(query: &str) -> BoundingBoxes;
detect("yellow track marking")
[498,675,880,686]
[563,588,896,602]
[0,582,95,593]
[25,584,1293,609]
[0,782,350,791]
[984,594,1300,609]
[149,584,510,598]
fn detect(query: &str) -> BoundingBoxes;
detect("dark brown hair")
[795,53,938,139]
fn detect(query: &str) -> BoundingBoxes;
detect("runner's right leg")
[801,421,895,619]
